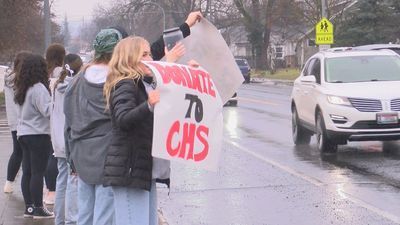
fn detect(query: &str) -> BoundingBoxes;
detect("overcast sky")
[53,0,111,22]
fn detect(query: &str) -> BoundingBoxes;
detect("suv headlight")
[327,95,351,106]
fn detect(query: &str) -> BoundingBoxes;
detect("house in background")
[223,26,253,66]
[224,0,358,69]
[224,24,314,69]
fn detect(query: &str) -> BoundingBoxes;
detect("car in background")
[291,49,400,153]
[354,44,400,55]
[224,92,237,107]
[235,58,251,83]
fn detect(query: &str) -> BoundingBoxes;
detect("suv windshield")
[325,55,400,83]
[235,59,248,66]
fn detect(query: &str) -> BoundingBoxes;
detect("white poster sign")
[167,19,244,104]
[144,61,223,171]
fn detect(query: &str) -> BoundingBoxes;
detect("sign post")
[315,17,333,50]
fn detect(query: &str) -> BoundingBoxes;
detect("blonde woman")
[103,37,184,225]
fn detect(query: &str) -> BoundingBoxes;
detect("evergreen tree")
[63,15,71,47]
[335,0,396,46]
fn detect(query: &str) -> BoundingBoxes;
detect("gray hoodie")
[50,76,72,158]
[4,73,18,131]
[64,66,111,185]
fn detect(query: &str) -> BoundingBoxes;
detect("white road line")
[0,120,10,135]
[226,139,324,186]
[237,97,279,106]
[225,139,400,224]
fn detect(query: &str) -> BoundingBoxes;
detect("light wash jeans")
[77,177,115,225]
[112,180,157,225]
[55,158,78,225]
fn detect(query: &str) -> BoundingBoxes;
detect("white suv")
[291,49,400,152]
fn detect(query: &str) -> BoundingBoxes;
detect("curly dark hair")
[4,51,31,89]
[13,51,32,74]
[14,54,50,105]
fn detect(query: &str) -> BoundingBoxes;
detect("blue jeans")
[77,177,115,225]
[55,158,78,225]
[112,180,157,225]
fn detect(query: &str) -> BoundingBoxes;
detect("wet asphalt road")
[1,83,399,225]
[160,83,400,225]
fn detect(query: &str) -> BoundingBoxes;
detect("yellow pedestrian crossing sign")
[315,17,334,45]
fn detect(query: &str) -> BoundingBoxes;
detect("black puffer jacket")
[103,78,154,191]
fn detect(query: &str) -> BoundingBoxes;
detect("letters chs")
[166,121,209,162]
[149,62,213,163]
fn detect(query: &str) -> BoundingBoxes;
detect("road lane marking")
[225,139,400,224]
[237,97,279,106]
[226,139,324,186]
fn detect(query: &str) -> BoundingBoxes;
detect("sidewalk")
[0,108,54,225]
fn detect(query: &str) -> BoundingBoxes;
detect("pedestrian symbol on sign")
[315,17,333,45]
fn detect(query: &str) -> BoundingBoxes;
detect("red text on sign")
[166,120,209,162]
[147,62,216,98]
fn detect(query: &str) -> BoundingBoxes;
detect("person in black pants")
[14,54,54,219]
[5,132,23,189]
[3,51,31,193]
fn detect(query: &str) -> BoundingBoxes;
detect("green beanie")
[93,28,123,59]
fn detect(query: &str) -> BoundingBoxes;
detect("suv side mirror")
[300,75,316,83]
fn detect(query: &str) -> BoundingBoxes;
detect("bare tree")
[84,0,240,48]
[0,0,61,62]
[234,0,277,70]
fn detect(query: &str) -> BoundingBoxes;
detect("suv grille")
[348,121,400,129]
[348,98,382,112]
[391,99,400,111]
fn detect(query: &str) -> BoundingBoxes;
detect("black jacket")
[103,79,154,190]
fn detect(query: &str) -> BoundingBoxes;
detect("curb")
[250,77,294,86]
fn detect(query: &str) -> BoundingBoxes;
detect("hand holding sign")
[185,11,203,27]
[147,89,160,107]
[165,42,185,63]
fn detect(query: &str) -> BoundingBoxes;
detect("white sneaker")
[44,191,55,205]
[3,181,13,193]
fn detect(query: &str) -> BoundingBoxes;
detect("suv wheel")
[316,112,337,153]
[292,107,312,145]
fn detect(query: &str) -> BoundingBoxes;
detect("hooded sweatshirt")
[17,82,51,136]
[50,76,73,158]
[4,73,18,131]
[64,65,110,185]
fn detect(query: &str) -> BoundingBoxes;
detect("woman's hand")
[148,90,160,107]
[185,11,203,27]
[165,42,185,63]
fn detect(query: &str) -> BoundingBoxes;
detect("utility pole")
[44,0,51,52]
[321,0,327,18]
[319,0,330,51]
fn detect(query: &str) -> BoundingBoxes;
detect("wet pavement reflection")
[158,83,400,224]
